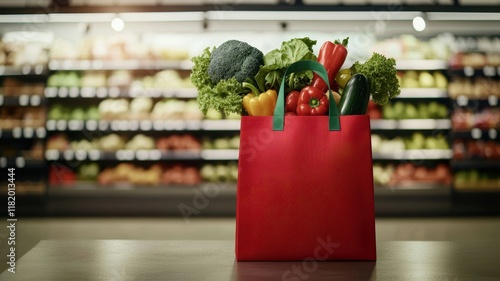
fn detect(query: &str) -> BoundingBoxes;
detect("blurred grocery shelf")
[372,149,453,160]
[48,59,193,71]
[44,87,198,99]
[396,60,448,71]
[370,119,451,130]
[398,88,448,99]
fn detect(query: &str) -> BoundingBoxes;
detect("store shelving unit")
[0,63,48,215]
[371,59,454,201]
[1,3,500,216]
[41,56,240,203]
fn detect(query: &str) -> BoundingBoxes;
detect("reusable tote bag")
[236,60,376,261]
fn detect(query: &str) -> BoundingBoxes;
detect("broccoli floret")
[208,40,263,84]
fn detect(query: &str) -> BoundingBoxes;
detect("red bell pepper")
[311,38,349,93]
[296,86,329,115]
[285,90,300,114]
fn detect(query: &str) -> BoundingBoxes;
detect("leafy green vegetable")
[191,47,244,115]
[191,47,215,89]
[208,40,263,84]
[255,37,317,92]
[351,52,400,105]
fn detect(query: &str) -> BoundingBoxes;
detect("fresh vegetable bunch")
[191,38,317,116]
[190,37,400,117]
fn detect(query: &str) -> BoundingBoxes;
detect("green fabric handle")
[273,60,341,131]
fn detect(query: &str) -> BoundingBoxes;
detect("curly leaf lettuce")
[351,53,401,105]
[255,37,317,92]
[190,47,244,115]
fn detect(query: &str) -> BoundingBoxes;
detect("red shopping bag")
[236,61,376,261]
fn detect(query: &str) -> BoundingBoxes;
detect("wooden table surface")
[2,240,500,280]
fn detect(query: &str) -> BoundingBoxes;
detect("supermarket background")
[0,0,499,272]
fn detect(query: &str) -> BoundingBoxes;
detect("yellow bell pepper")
[242,82,277,116]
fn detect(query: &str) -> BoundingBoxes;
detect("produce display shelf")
[0,127,47,139]
[46,182,452,216]
[398,88,448,98]
[44,149,240,161]
[396,60,448,70]
[0,182,46,195]
[451,128,498,140]
[200,149,239,160]
[45,149,201,161]
[44,87,198,99]
[454,185,500,193]
[448,65,500,78]
[375,182,451,190]
[48,182,237,195]
[0,157,45,169]
[0,64,47,76]
[451,160,500,170]
[370,119,451,130]
[372,149,453,160]
[452,95,498,107]
[0,94,45,106]
[48,59,193,71]
[45,119,241,132]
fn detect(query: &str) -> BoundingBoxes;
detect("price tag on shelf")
[109,87,120,98]
[186,121,202,130]
[56,120,67,131]
[149,150,162,161]
[165,120,186,130]
[69,87,79,98]
[64,150,75,161]
[46,120,56,131]
[36,127,46,138]
[153,120,164,131]
[12,127,22,138]
[111,120,120,131]
[44,87,57,98]
[68,120,83,131]
[19,95,29,106]
[463,66,474,77]
[15,157,25,168]
[97,87,107,98]
[30,95,42,106]
[118,120,128,131]
[116,150,135,161]
[81,87,93,98]
[471,128,482,139]
[136,150,149,161]
[483,66,495,77]
[99,120,109,131]
[140,120,153,131]
[489,129,497,140]
[34,64,44,75]
[129,88,140,98]
[488,95,498,106]
[22,65,31,75]
[457,95,469,106]
[75,150,87,161]
[23,127,34,138]
[86,120,98,131]
[0,94,3,106]
[58,87,68,98]
[45,149,60,160]
[88,150,100,161]
[0,157,6,168]
[128,120,139,131]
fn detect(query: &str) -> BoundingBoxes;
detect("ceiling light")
[412,16,426,32]
[111,17,125,32]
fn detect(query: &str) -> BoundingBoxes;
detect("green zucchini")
[338,73,370,115]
